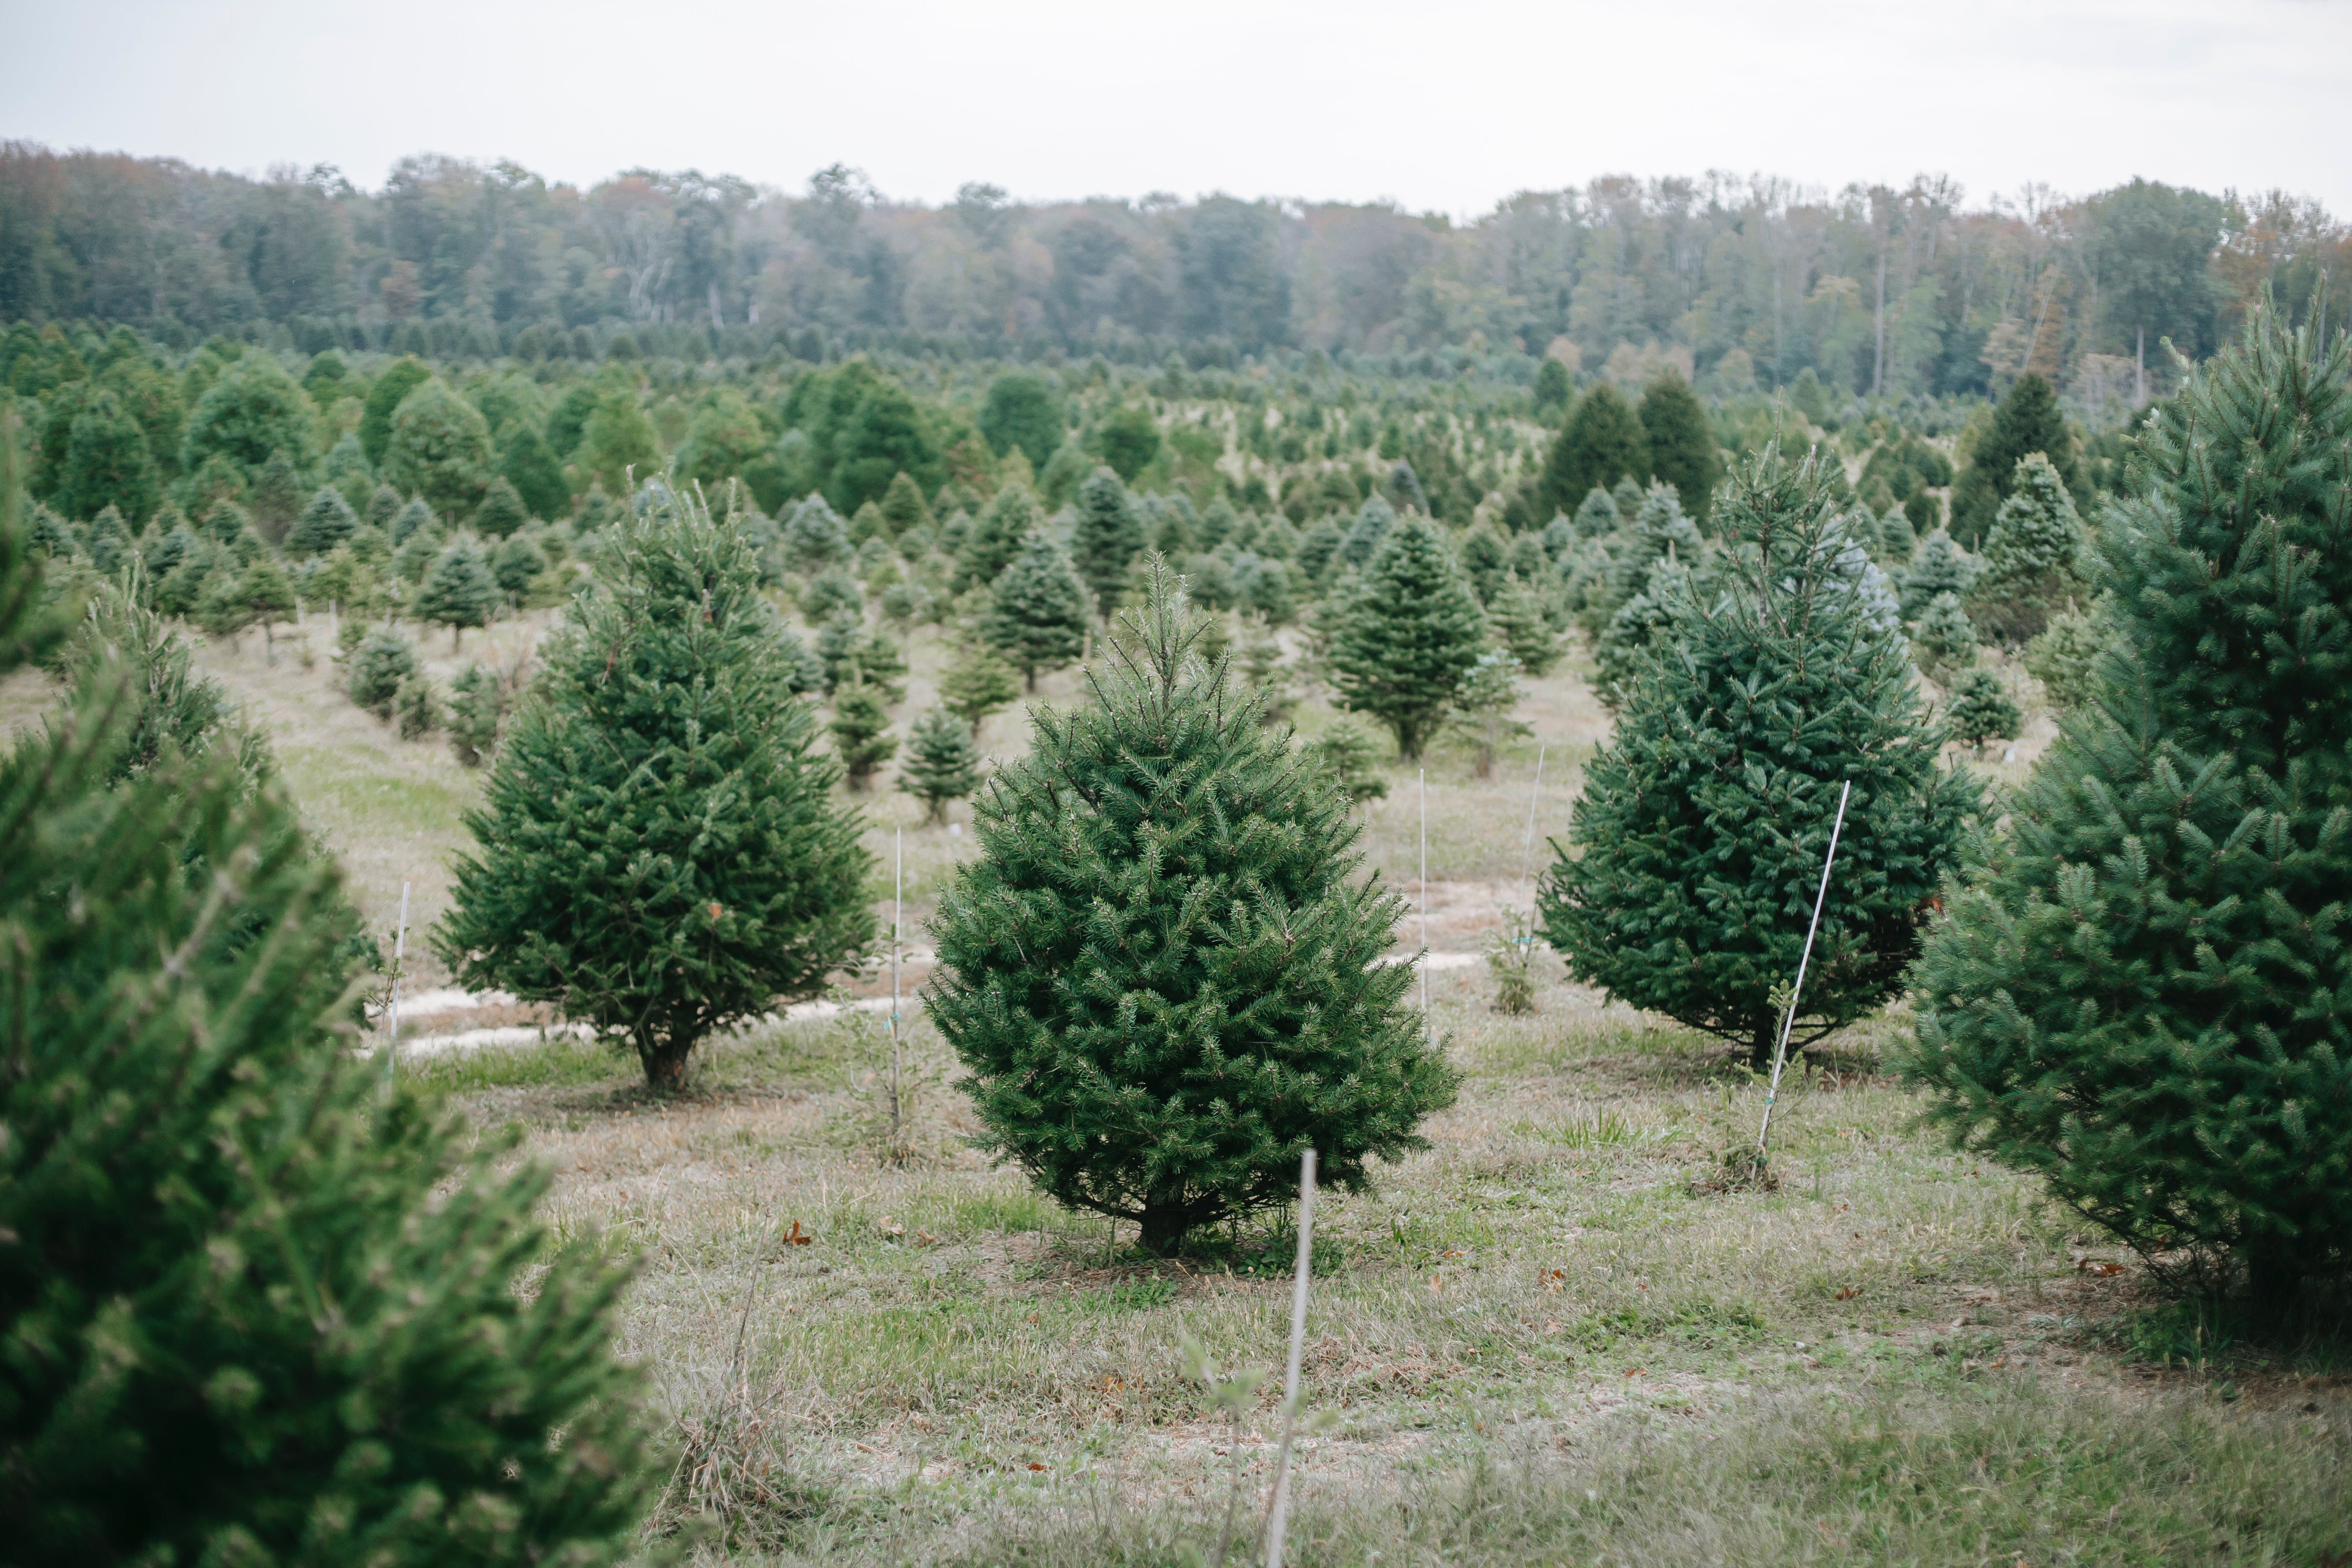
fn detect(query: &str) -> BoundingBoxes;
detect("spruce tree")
[500,423,570,521]
[1967,452,2087,645]
[2022,601,2112,710]
[1898,526,1978,620]
[286,484,357,557]
[1951,372,2078,545]
[1540,448,1979,1067]
[448,661,505,766]
[438,487,873,1089]
[1488,570,1561,674]
[1338,492,1395,568]
[1572,485,1620,537]
[1327,515,1486,759]
[927,567,1459,1253]
[955,483,1040,593]
[1308,720,1388,806]
[415,538,497,648]
[347,629,417,718]
[980,532,1089,691]
[1911,589,1979,682]
[492,531,549,602]
[1638,372,1722,523]
[475,472,530,537]
[248,447,305,541]
[1903,299,2352,1309]
[365,480,403,534]
[0,436,653,1566]
[940,644,1022,735]
[1445,649,1532,779]
[1538,385,1649,517]
[239,553,298,662]
[1945,668,2020,753]
[1072,465,1145,618]
[898,704,983,822]
[878,469,933,541]
[828,664,898,788]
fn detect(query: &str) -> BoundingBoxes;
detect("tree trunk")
[1138,1203,1194,1256]
[1748,1014,1783,1073]
[2244,1248,2301,1318]
[639,1037,694,1091]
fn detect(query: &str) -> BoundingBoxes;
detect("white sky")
[5,0,2347,218]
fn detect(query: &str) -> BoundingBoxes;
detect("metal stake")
[1517,743,1547,912]
[1263,1148,1318,1568]
[891,828,903,1150]
[388,882,410,1064]
[1419,768,1428,1027]
[1757,782,1851,1162]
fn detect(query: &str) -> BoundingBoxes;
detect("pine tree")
[927,567,1459,1253]
[1912,591,1980,681]
[955,483,1040,593]
[1902,299,2352,1310]
[1540,448,1979,1068]
[1967,452,2087,645]
[980,532,1089,691]
[1951,372,2078,545]
[438,487,873,1089]
[1638,372,1722,523]
[898,705,983,822]
[415,539,497,648]
[57,387,159,524]
[1071,466,1145,619]
[940,644,1022,735]
[1945,669,2020,753]
[347,629,417,718]
[1538,385,1649,517]
[475,472,530,538]
[1898,526,1978,620]
[1327,515,1487,759]
[0,432,653,1566]
[286,484,357,557]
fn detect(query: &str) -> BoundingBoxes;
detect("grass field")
[16,606,2345,1564]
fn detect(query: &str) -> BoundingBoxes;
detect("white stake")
[1263,1147,1318,1568]
[1516,744,1547,912]
[388,881,410,1063]
[891,828,904,1148]
[1757,782,1851,1162]
[1419,768,1428,1028]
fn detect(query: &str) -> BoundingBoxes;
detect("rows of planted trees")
[4,294,2346,1562]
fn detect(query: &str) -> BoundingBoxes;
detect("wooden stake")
[1263,1148,1318,1568]
[1757,782,1851,1163]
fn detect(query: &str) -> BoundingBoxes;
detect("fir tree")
[1445,649,1532,779]
[248,446,305,541]
[493,531,549,602]
[1072,466,1145,619]
[1308,720,1388,806]
[1533,355,1572,415]
[898,704,983,822]
[1338,492,1395,568]
[940,644,1022,735]
[347,629,417,718]
[415,539,497,649]
[1945,669,2020,753]
[1540,447,1979,1068]
[955,483,1040,593]
[438,487,873,1089]
[980,532,1089,691]
[286,484,356,557]
[500,422,570,521]
[1967,452,2087,645]
[57,387,159,524]
[391,495,434,544]
[357,354,430,465]
[1951,372,2078,545]
[1572,485,1620,537]
[1458,518,1509,603]
[475,472,530,538]
[2022,600,2113,710]
[927,567,1459,1253]
[802,569,864,625]
[239,553,298,663]
[827,664,898,789]
[1538,385,1649,517]
[1878,503,1918,564]
[448,661,505,766]
[365,480,403,534]
[1898,526,1978,620]
[193,561,253,650]
[1902,299,2352,1310]
[0,443,653,1566]
[878,469,933,540]
[1327,515,1486,759]
[394,671,441,739]
[1638,372,1722,523]
[1912,591,1980,681]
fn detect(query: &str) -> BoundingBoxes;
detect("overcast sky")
[6,0,2346,217]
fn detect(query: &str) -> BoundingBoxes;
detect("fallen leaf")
[1542,1319,1561,1334]
[1027,1461,1046,1472]
[1835,1285,1862,1301]
[1428,1272,1444,1294]
[784,1221,813,1246]
[1441,1249,1466,1259]
[1624,1367,1644,1377]
[915,1230,939,1247]
[1541,1267,1566,1292]
[877,1216,905,1237]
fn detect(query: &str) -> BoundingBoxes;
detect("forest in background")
[3,141,2346,421]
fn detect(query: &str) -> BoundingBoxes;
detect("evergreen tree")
[394,671,441,740]
[1384,459,1430,515]
[82,505,128,575]
[1898,526,1978,619]
[1071,466,1145,618]
[347,629,417,718]
[927,568,1459,1253]
[391,495,435,544]
[1572,485,1620,537]
[57,387,158,524]
[1945,669,2020,753]
[1538,385,1649,517]
[193,561,254,650]
[1458,518,1509,603]
[2022,600,2113,710]
[1327,515,1486,760]
[1488,570,1562,675]
[1638,372,1722,523]
[381,380,493,522]
[1308,720,1388,806]
[1338,492,1395,568]
[438,487,873,1089]
[448,661,506,766]
[898,705,982,821]
[365,480,403,534]
[0,437,653,1567]
[240,553,298,662]
[1540,448,1979,1068]
[940,644,1022,735]
[286,484,357,557]
[493,531,549,602]
[978,370,1064,470]
[1951,372,2078,545]
[1967,452,2087,645]
[476,472,530,537]
[980,532,1089,691]
[1533,355,1572,415]
[1446,649,1532,779]
[248,447,305,541]
[1912,591,1980,681]
[879,469,933,540]
[357,354,430,465]
[1902,300,2352,1310]
[499,421,569,521]
[415,539,497,649]
[1878,503,1918,564]
[955,483,1040,593]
